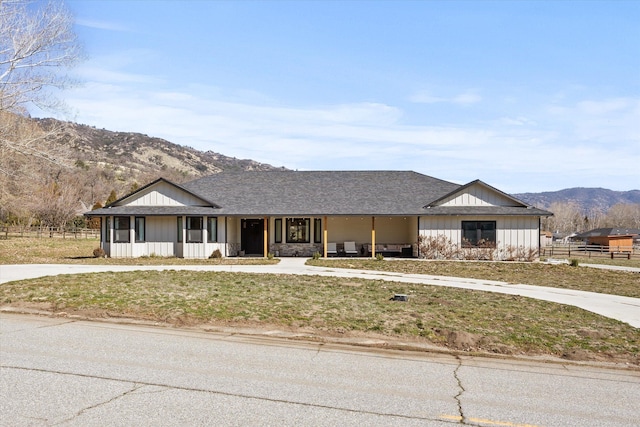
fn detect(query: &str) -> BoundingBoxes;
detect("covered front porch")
[264,215,418,258]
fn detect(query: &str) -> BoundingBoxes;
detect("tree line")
[541,202,640,236]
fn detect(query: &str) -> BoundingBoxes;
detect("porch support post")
[323,216,328,257]
[263,216,268,257]
[371,216,376,258]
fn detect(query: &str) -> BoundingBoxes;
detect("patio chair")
[326,242,338,257]
[344,241,358,257]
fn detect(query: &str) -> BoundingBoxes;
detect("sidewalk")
[1,258,639,328]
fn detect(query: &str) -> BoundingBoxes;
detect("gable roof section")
[181,170,460,216]
[422,180,553,216]
[87,177,220,216]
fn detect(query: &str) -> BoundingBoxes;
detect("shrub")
[210,249,222,259]
[418,235,459,259]
[312,251,321,260]
[570,259,579,267]
[267,252,274,260]
[375,253,384,261]
[92,247,106,258]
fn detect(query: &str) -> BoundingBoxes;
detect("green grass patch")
[308,259,640,298]
[1,271,638,365]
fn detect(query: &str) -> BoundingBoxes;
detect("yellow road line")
[440,414,542,427]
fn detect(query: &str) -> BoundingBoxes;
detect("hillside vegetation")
[0,113,283,229]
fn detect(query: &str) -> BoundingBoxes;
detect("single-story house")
[85,170,552,260]
[575,228,640,253]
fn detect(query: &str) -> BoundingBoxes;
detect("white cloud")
[45,63,640,193]
[409,90,482,105]
[75,19,131,33]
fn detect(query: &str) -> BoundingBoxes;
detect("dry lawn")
[1,270,638,366]
[1,237,639,365]
[308,259,640,298]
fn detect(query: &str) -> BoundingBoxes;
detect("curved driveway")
[1,259,639,328]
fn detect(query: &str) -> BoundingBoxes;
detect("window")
[286,218,310,243]
[314,218,322,243]
[177,217,183,243]
[135,217,145,242]
[207,217,218,243]
[274,218,282,243]
[105,217,111,243]
[114,216,130,243]
[187,216,203,243]
[462,221,496,247]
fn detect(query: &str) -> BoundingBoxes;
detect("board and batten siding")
[439,183,517,207]
[125,181,206,207]
[108,216,177,258]
[419,216,539,252]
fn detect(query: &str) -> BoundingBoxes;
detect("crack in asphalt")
[53,382,144,425]
[453,356,467,425]
[3,365,463,425]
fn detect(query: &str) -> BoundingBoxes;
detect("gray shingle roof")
[180,170,460,216]
[576,228,640,238]
[88,206,220,216]
[86,170,551,217]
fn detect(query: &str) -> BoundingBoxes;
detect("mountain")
[36,118,284,179]
[514,188,640,213]
[0,114,286,215]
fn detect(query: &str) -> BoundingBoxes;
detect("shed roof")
[576,228,640,238]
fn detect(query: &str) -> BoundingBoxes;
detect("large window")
[135,217,145,242]
[207,217,217,243]
[114,216,130,243]
[462,221,496,247]
[286,218,310,243]
[187,216,203,243]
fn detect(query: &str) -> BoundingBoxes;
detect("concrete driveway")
[1,258,639,328]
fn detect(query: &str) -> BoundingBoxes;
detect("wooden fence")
[0,226,100,240]
[541,244,639,260]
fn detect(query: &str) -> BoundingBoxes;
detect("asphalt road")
[1,313,639,427]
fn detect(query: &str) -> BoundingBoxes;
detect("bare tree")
[0,0,82,114]
[0,0,81,174]
[543,201,584,235]
[28,171,82,232]
[603,203,640,229]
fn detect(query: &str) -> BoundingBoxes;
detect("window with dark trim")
[462,221,496,247]
[187,216,203,243]
[114,216,130,243]
[274,218,282,243]
[207,217,218,243]
[105,217,111,243]
[313,218,322,243]
[135,217,145,242]
[286,218,310,243]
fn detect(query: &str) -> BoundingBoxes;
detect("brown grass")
[308,259,640,298]
[1,270,638,365]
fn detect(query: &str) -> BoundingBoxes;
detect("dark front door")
[241,219,264,255]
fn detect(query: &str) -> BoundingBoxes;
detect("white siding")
[419,215,539,259]
[440,183,517,207]
[123,181,206,207]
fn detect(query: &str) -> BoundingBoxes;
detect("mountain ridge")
[514,187,640,213]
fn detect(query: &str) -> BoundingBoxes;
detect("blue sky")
[41,0,639,193]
